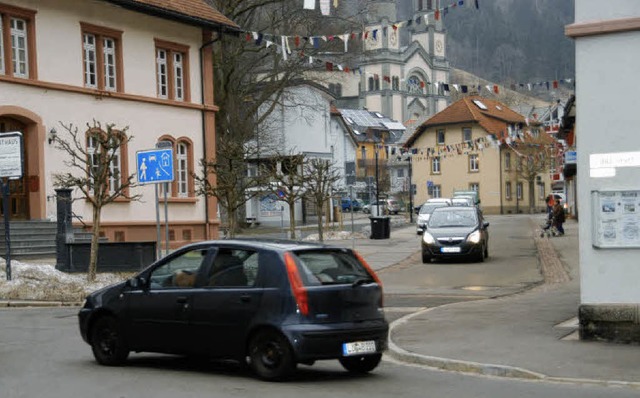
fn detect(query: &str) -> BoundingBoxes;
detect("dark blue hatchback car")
[78,239,388,380]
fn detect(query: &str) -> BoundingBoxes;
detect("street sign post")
[0,131,24,281]
[136,148,174,258]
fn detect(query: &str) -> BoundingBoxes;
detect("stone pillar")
[55,188,73,271]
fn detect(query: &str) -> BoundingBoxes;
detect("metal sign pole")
[155,184,161,260]
[2,179,11,281]
[164,182,169,256]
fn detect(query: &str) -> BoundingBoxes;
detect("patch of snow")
[0,257,129,302]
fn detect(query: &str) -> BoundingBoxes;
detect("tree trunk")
[88,205,102,282]
[528,179,536,214]
[317,201,324,241]
[288,202,296,239]
[227,213,237,238]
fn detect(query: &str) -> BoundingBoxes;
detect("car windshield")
[292,250,373,286]
[419,203,448,214]
[428,209,478,228]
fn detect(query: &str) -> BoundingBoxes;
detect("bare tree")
[263,152,309,239]
[303,158,341,241]
[195,0,368,234]
[509,127,557,213]
[52,121,140,282]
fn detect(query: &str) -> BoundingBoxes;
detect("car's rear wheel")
[339,353,382,373]
[422,249,431,264]
[90,315,129,366]
[249,330,296,381]
[484,243,489,259]
[476,244,486,262]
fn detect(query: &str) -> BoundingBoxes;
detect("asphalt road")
[2,215,638,396]
[1,308,638,398]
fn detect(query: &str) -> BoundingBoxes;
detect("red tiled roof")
[103,0,238,29]
[405,96,528,147]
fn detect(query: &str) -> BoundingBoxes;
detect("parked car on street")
[421,206,489,263]
[385,199,401,215]
[341,198,362,212]
[362,200,388,215]
[416,202,451,234]
[414,198,452,214]
[451,196,474,207]
[78,240,388,381]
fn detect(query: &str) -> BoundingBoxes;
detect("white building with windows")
[0,0,238,247]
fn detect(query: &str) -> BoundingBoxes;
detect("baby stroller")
[539,213,559,238]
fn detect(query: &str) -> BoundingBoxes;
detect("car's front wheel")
[422,249,431,264]
[339,353,382,373]
[249,330,296,381]
[90,315,129,366]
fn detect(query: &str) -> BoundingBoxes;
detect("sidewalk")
[385,217,640,387]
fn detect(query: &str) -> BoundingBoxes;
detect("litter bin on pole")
[369,216,390,239]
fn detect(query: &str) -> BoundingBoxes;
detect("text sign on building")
[590,151,640,169]
[0,132,23,179]
[136,148,174,184]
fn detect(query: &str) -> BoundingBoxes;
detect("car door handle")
[176,296,188,304]
[240,294,252,303]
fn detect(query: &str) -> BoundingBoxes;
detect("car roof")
[176,238,342,253]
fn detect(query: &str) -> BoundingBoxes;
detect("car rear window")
[420,203,448,214]
[292,250,374,286]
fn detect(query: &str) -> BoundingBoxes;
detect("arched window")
[407,76,423,94]
[368,77,375,91]
[157,135,194,199]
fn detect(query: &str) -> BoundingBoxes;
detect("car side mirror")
[483,221,490,229]
[126,276,147,289]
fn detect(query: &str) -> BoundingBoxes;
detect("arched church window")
[368,77,374,91]
[392,76,399,91]
[407,76,423,95]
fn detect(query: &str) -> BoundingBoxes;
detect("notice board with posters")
[591,190,640,248]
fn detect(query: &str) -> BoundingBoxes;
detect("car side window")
[149,248,209,289]
[205,248,257,288]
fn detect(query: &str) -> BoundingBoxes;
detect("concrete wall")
[569,0,640,342]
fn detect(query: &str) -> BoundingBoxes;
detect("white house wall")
[574,1,640,304]
[0,0,212,243]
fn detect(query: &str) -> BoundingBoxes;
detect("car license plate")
[441,247,461,253]
[342,340,377,356]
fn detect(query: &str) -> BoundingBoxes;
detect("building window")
[462,128,472,144]
[392,76,399,90]
[155,39,190,102]
[436,129,445,145]
[407,76,423,94]
[397,168,404,178]
[328,83,342,96]
[0,4,37,79]
[505,181,512,199]
[432,184,441,198]
[469,154,479,172]
[176,142,188,197]
[517,182,523,200]
[157,136,194,198]
[81,23,123,92]
[86,128,128,196]
[505,151,511,170]
[470,183,479,193]
[538,183,545,200]
[368,77,374,91]
[431,156,441,174]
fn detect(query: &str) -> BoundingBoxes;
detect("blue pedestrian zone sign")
[136,148,174,184]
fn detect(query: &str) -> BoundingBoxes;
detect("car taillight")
[354,251,384,307]
[283,252,309,316]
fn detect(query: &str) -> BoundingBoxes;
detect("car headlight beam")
[422,231,436,244]
[467,230,481,243]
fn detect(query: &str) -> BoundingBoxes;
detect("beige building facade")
[0,0,237,247]
[406,96,555,214]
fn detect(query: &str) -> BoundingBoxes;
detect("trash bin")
[370,216,390,239]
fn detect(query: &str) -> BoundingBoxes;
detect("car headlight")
[422,231,436,244]
[467,230,481,243]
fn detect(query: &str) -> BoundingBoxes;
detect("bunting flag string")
[251,33,575,95]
